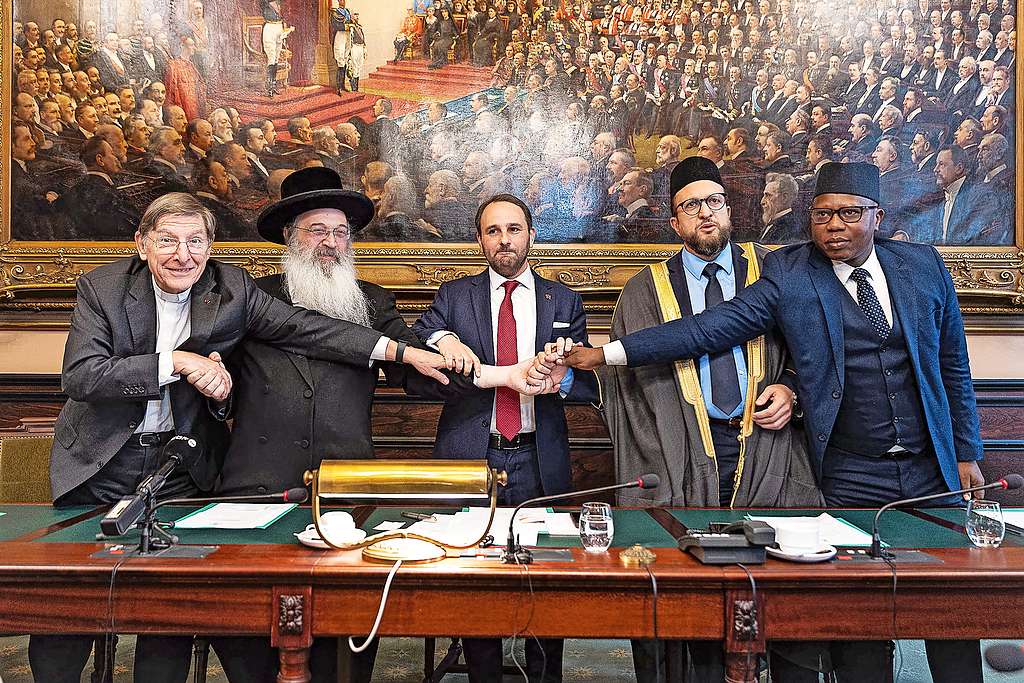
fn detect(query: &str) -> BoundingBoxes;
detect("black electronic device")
[678,520,776,565]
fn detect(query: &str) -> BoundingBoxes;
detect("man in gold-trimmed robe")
[599,156,823,682]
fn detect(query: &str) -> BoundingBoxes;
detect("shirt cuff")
[158,350,179,386]
[603,341,628,366]
[558,368,575,398]
[370,336,391,367]
[426,331,458,349]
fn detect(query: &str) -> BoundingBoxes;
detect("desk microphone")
[152,487,309,514]
[984,642,1024,672]
[503,474,660,563]
[99,435,203,536]
[869,473,1023,559]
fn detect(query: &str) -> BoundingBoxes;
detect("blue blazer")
[618,239,983,493]
[412,270,598,495]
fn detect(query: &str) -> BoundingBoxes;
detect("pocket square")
[552,321,571,328]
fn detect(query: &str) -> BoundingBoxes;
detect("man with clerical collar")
[539,155,819,681]
[33,188,452,683]
[555,161,986,683]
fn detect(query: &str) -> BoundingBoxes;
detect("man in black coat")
[35,186,451,683]
[214,168,543,682]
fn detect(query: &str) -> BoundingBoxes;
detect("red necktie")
[495,280,521,441]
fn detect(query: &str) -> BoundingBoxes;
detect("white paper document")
[1002,509,1024,531]
[391,507,578,548]
[373,521,406,532]
[748,513,874,547]
[174,503,297,529]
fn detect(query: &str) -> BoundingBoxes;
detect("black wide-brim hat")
[256,167,375,244]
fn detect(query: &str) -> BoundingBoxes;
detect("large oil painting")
[2,0,1023,311]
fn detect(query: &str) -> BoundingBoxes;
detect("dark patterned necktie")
[849,268,890,341]
[495,280,521,441]
[703,263,741,415]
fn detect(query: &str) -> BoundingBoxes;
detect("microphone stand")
[870,479,1012,559]
[503,479,653,564]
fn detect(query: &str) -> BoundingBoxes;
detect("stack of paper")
[174,503,297,529]
[394,507,580,547]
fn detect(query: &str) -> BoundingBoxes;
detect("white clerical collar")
[152,276,191,303]
[488,265,534,293]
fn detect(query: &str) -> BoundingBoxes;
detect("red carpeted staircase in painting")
[211,59,491,138]
[212,86,421,136]
[361,58,493,101]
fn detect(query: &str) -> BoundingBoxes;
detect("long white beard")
[283,243,372,327]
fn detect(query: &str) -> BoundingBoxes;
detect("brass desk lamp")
[304,459,507,563]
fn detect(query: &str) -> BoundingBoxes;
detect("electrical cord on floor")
[644,564,660,683]
[349,559,403,653]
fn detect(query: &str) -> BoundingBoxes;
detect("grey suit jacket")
[52,256,383,501]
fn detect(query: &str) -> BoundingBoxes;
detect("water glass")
[579,502,614,553]
[966,500,1005,548]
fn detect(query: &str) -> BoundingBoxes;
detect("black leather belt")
[128,431,175,448]
[709,417,742,429]
[488,432,537,450]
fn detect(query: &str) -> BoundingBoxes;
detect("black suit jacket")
[56,174,140,240]
[218,275,440,494]
[51,258,383,501]
[760,210,806,244]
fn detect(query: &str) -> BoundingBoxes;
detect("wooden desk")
[1,504,1022,683]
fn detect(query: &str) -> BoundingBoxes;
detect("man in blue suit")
[559,162,985,683]
[413,193,598,683]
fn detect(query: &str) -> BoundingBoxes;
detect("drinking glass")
[966,499,1005,548]
[579,502,614,553]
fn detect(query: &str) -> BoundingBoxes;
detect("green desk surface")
[23,505,1015,550]
[668,508,1024,549]
[0,504,99,542]
[34,505,678,548]
[910,507,1024,547]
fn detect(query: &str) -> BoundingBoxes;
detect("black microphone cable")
[643,564,660,683]
[102,551,131,683]
[509,551,544,682]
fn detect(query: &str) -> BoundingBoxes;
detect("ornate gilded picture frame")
[2,0,1022,322]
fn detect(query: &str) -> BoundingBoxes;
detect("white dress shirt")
[484,267,537,434]
[140,280,191,433]
[941,174,966,241]
[830,248,894,328]
[427,268,538,433]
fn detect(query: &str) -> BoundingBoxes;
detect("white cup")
[307,511,356,538]
[775,519,822,555]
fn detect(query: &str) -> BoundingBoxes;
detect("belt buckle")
[137,432,162,447]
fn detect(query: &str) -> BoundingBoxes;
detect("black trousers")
[771,446,982,683]
[208,635,379,683]
[461,444,564,682]
[33,435,200,683]
[630,639,724,683]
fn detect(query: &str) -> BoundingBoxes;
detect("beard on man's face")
[685,215,733,258]
[283,237,372,327]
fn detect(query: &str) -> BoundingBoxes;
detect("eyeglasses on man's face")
[146,234,210,254]
[809,205,879,225]
[675,192,728,216]
[295,226,352,241]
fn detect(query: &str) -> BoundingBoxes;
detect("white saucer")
[766,544,837,563]
[294,527,366,550]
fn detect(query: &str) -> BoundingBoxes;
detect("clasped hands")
[173,350,232,401]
